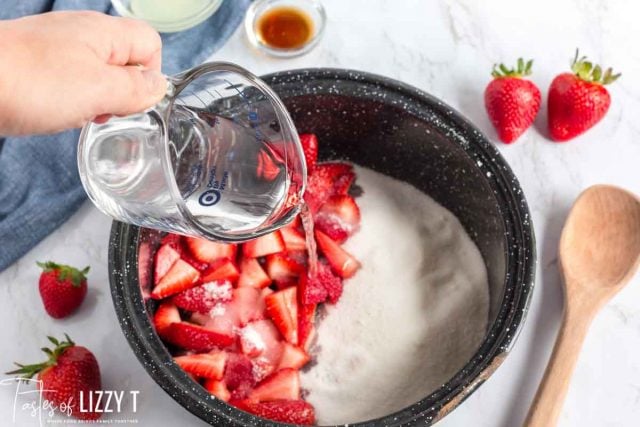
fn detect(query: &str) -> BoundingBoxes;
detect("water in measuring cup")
[83,113,186,231]
[84,105,290,237]
[170,105,290,236]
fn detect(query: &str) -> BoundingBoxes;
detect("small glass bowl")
[111,0,224,33]
[244,0,326,58]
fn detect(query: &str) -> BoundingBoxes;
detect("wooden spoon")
[525,185,640,427]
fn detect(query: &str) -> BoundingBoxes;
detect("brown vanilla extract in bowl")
[257,6,314,49]
[245,0,326,57]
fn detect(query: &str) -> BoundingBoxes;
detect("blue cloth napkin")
[0,0,251,271]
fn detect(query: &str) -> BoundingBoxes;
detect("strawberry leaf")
[37,261,89,287]
[570,49,621,85]
[592,65,602,82]
[525,59,533,74]
[491,57,534,78]
[6,335,75,379]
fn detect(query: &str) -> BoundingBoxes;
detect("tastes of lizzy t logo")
[0,378,140,425]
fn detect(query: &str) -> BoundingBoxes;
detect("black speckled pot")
[109,69,536,426]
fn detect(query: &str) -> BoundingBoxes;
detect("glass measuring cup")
[78,62,306,242]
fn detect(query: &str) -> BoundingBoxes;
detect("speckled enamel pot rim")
[109,68,536,426]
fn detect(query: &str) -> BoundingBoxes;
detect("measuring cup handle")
[147,77,177,118]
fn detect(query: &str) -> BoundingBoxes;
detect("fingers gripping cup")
[78,62,306,242]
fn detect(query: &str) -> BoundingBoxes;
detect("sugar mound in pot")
[300,166,490,424]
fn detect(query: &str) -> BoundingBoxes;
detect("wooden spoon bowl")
[561,185,640,293]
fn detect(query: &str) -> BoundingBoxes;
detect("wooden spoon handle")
[524,301,597,427]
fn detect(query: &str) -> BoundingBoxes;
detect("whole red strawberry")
[7,335,102,420]
[37,261,89,318]
[484,58,541,143]
[548,50,621,142]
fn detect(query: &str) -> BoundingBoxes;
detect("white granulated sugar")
[203,281,232,300]
[240,325,265,353]
[300,166,490,425]
[252,357,271,380]
[208,303,226,317]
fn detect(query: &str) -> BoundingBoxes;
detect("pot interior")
[116,69,534,427]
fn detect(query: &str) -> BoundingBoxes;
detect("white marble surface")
[2,0,640,425]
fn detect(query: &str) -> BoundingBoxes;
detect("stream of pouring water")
[299,202,318,277]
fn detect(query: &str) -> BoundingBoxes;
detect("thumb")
[97,66,167,117]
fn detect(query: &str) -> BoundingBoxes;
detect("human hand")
[0,11,167,136]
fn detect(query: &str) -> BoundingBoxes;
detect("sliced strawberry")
[185,237,237,264]
[333,169,356,195]
[256,288,273,320]
[174,351,227,379]
[248,369,300,402]
[251,359,275,385]
[201,259,240,284]
[151,259,201,299]
[154,244,181,284]
[233,399,315,425]
[203,313,235,337]
[243,231,285,258]
[256,148,282,182]
[321,264,344,304]
[265,254,303,286]
[289,215,302,230]
[319,162,353,185]
[297,303,317,350]
[189,312,211,326]
[298,261,343,305]
[286,250,308,265]
[153,301,181,338]
[314,217,349,243]
[301,324,315,352]
[228,287,264,326]
[304,162,355,213]
[139,242,152,296]
[298,268,328,305]
[239,319,281,357]
[278,343,310,370]
[239,323,266,357]
[265,287,298,345]
[304,177,330,215]
[319,194,361,226]
[247,320,284,382]
[204,379,231,402]
[253,319,282,368]
[237,257,271,289]
[279,224,307,251]
[299,133,318,170]
[315,230,361,279]
[160,233,183,250]
[164,322,234,351]
[224,353,256,393]
[173,281,233,314]
[231,385,254,402]
[315,194,361,243]
[178,243,210,271]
